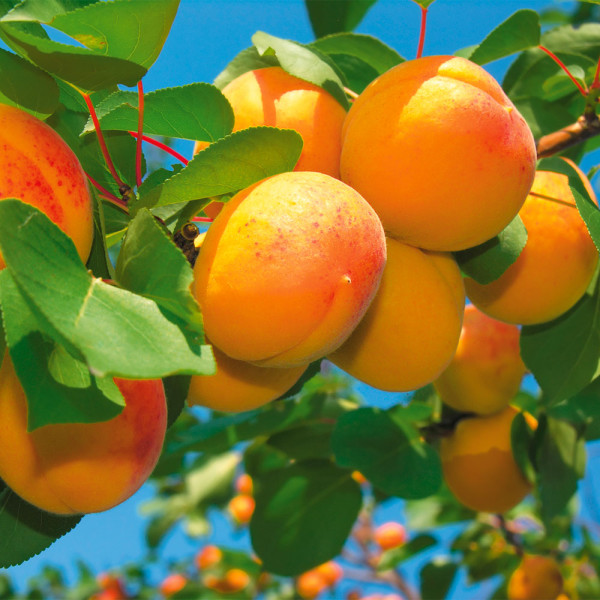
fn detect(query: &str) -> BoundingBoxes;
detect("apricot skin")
[340,56,537,251]
[440,405,534,513]
[194,66,347,178]
[193,171,387,368]
[328,237,464,392]
[0,354,167,515]
[187,344,308,412]
[466,163,599,325]
[434,304,525,415]
[0,103,94,268]
[507,555,563,600]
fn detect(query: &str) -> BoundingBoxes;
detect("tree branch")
[536,111,600,159]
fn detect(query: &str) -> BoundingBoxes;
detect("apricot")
[507,555,563,600]
[194,66,347,177]
[204,569,250,594]
[0,353,167,515]
[296,570,328,600]
[159,573,188,598]
[193,171,386,367]
[440,405,535,513]
[373,522,406,551]
[465,162,599,325]
[228,493,255,525]
[195,545,222,570]
[187,343,308,412]
[434,304,525,415]
[0,103,94,268]
[314,561,343,587]
[235,472,253,495]
[328,237,464,392]
[340,55,536,251]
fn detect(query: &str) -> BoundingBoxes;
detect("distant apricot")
[159,573,188,597]
[195,544,222,570]
[297,570,328,599]
[507,555,563,600]
[315,561,343,586]
[228,493,255,525]
[374,522,406,550]
[236,473,253,495]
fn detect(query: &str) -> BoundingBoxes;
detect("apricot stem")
[344,86,359,100]
[82,93,127,189]
[86,173,126,208]
[127,132,190,165]
[592,57,600,90]
[192,216,213,223]
[416,6,428,59]
[135,80,145,188]
[538,46,588,97]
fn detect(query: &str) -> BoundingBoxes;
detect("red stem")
[82,93,126,188]
[128,132,190,166]
[135,80,145,187]
[538,46,588,97]
[192,216,213,223]
[416,7,428,59]
[592,57,600,90]
[86,173,125,205]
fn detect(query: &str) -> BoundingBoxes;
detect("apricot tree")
[1,1,600,599]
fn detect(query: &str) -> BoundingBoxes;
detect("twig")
[135,80,145,188]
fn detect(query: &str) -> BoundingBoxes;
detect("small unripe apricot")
[440,405,535,513]
[235,473,253,495]
[228,493,255,525]
[194,171,386,368]
[341,56,536,251]
[194,66,347,178]
[0,103,94,268]
[159,573,188,597]
[195,545,222,570]
[434,305,525,415]
[0,354,167,515]
[507,555,563,600]
[466,162,599,325]
[329,237,464,391]
[373,522,406,551]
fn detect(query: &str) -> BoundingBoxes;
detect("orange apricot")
[440,405,535,513]
[465,162,599,325]
[0,353,167,515]
[159,573,188,598]
[187,343,308,412]
[194,66,347,177]
[314,561,343,587]
[507,555,563,600]
[434,304,525,415]
[235,473,253,495]
[193,171,386,367]
[228,493,255,525]
[296,570,328,600]
[195,545,223,570]
[329,237,464,391]
[341,56,536,251]
[373,522,406,551]
[0,103,94,268]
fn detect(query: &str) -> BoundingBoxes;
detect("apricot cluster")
[0,104,167,516]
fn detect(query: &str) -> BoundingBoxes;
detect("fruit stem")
[344,86,359,100]
[127,132,190,165]
[192,216,213,223]
[538,46,588,97]
[536,112,600,158]
[86,173,126,208]
[135,80,145,188]
[416,6,428,59]
[82,93,127,189]
[592,57,600,90]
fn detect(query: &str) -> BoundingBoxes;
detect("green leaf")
[0,487,82,567]
[304,0,377,38]
[1,0,98,22]
[250,459,361,576]
[455,216,527,284]
[163,374,190,429]
[536,417,586,524]
[83,83,234,142]
[420,559,458,600]
[0,47,58,118]
[252,31,349,109]
[267,423,334,461]
[411,0,436,7]
[332,408,442,499]
[466,10,541,65]
[405,485,475,530]
[0,199,215,379]
[115,209,203,335]
[213,46,279,90]
[520,279,600,403]
[376,534,437,571]
[134,127,303,212]
[0,23,146,92]
[511,411,537,484]
[86,193,114,281]
[0,270,125,429]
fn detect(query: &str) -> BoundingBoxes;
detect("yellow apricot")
[0,354,167,515]
[194,66,347,178]
[195,545,222,570]
[329,237,464,392]
[341,56,536,251]
[228,493,255,525]
[434,304,525,415]
[0,103,94,268]
[193,171,386,368]
[373,522,406,550]
[440,405,535,513]
[187,343,307,412]
[507,555,563,600]
[465,162,599,325]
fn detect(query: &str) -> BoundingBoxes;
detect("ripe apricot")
[194,66,347,177]
[235,473,253,495]
[465,162,599,325]
[341,56,536,251]
[0,103,94,268]
[195,545,222,570]
[507,555,563,600]
[329,237,464,391]
[193,171,386,367]
[204,569,250,594]
[434,304,525,415]
[314,561,343,587]
[159,573,188,597]
[296,570,328,600]
[187,343,308,412]
[0,354,167,515]
[440,405,535,513]
[373,522,406,551]
[228,493,255,525]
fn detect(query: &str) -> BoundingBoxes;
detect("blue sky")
[3,0,597,598]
